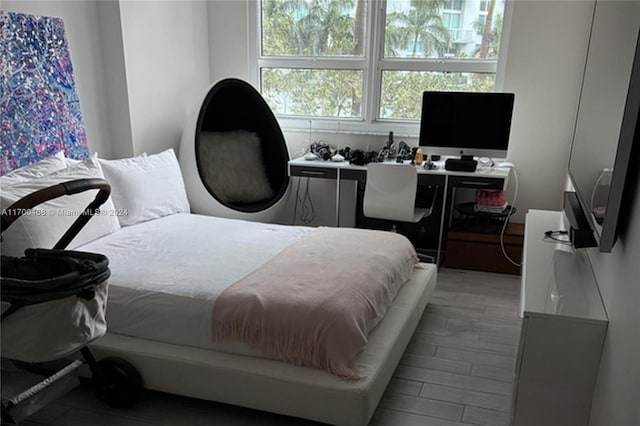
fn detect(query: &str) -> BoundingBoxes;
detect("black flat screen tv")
[418,91,515,159]
[567,2,640,253]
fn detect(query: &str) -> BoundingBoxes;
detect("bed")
[0,150,437,426]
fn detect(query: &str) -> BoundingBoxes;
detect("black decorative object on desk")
[376,131,396,162]
[348,148,379,166]
[338,146,352,162]
[397,141,413,161]
[310,142,333,160]
[445,158,478,172]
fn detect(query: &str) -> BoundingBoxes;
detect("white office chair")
[364,163,437,263]
[363,163,432,223]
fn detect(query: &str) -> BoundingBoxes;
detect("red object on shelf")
[476,189,506,207]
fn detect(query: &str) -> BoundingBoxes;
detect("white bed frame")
[90,264,437,426]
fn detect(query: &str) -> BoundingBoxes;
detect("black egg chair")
[179,78,290,222]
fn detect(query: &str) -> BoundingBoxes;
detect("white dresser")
[511,210,608,426]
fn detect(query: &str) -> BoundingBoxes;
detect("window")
[446,0,464,10]
[442,0,463,40]
[255,0,507,131]
[477,0,489,34]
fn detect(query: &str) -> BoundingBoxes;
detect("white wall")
[500,0,595,221]
[119,1,210,156]
[207,0,251,82]
[583,3,640,425]
[2,0,117,158]
[95,0,134,159]
[588,184,640,425]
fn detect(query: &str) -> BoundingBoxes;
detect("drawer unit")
[339,168,366,182]
[448,175,505,190]
[418,174,445,187]
[289,165,337,179]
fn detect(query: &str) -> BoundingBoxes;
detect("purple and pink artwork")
[1,11,89,175]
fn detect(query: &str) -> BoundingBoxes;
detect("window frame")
[249,0,511,136]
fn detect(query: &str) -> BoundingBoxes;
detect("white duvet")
[77,213,312,352]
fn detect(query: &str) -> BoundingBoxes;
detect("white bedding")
[77,213,313,352]
[78,212,436,426]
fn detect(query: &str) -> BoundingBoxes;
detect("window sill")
[278,117,421,140]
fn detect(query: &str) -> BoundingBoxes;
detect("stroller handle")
[1,178,111,249]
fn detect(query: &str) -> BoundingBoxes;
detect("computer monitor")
[418,91,515,159]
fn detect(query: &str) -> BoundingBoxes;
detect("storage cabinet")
[511,210,608,426]
[444,222,523,274]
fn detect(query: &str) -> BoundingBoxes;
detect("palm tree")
[261,0,362,116]
[263,0,357,56]
[472,12,502,59]
[352,0,366,55]
[262,0,307,55]
[385,0,450,58]
[478,0,496,58]
[300,0,355,55]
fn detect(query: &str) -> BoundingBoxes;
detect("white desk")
[288,157,511,180]
[288,157,511,263]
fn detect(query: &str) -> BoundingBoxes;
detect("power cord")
[499,166,521,267]
[543,230,571,244]
[589,168,612,224]
[291,178,301,225]
[292,177,316,225]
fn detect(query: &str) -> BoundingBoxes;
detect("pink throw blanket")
[211,227,419,379]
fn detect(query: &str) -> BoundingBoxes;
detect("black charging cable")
[543,229,570,243]
[292,177,316,225]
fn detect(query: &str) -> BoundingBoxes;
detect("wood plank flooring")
[21,268,521,426]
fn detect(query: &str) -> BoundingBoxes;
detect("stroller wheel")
[1,404,20,426]
[94,357,142,407]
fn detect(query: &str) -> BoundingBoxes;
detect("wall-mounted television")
[567,1,640,253]
[418,91,515,159]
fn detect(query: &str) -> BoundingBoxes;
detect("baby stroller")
[1,179,141,425]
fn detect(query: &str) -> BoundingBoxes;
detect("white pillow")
[65,152,99,167]
[1,151,67,187]
[0,158,121,257]
[198,131,274,204]
[97,149,190,226]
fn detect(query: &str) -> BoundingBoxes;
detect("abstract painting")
[0,11,89,175]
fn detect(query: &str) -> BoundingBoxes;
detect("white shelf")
[512,209,608,426]
[521,209,607,323]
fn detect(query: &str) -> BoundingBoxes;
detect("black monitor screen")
[418,91,515,156]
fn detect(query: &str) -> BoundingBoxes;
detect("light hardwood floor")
[22,268,521,426]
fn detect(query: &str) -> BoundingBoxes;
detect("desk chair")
[363,163,437,262]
